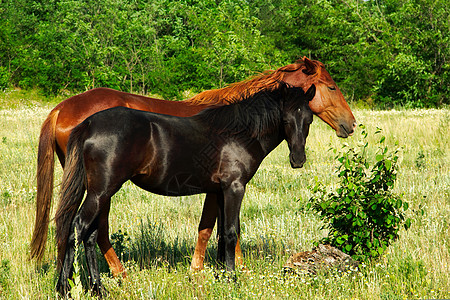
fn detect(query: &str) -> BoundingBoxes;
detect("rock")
[283,244,359,275]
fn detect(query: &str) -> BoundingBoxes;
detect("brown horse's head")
[187,57,356,137]
[281,57,356,137]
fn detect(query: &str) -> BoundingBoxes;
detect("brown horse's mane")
[193,83,300,139]
[185,58,314,105]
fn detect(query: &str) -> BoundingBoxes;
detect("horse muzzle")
[337,121,357,138]
[289,153,306,169]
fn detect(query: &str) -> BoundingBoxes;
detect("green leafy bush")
[308,124,412,262]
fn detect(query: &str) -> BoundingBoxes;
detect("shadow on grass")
[36,217,287,293]
[94,220,195,275]
[98,218,284,271]
[65,217,286,289]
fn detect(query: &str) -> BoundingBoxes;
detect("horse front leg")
[191,193,245,271]
[235,217,243,267]
[220,182,245,271]
[191,193,219,271]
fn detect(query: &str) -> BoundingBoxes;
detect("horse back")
[71,106,264,197]
[73,107,208,195]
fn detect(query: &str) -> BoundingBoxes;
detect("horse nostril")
[349,122,357,134]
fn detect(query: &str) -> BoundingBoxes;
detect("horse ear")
[305,84,316,101]
[302,57,317,75]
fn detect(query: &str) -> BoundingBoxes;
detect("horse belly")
[131,172,209,197]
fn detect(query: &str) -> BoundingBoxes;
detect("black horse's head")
[281,84,315,168]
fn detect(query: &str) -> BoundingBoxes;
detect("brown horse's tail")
[31,109,59,261]
[54,123,88,269]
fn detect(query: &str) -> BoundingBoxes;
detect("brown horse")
[31,57,356,277]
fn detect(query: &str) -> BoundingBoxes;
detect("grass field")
[0,91,449,299]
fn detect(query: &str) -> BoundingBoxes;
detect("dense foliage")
[0,0,448,107]
[308,125,412,262]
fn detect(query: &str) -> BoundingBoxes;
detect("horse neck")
[242,103,285,158]
[192,87,289,158]
[185,70,285,105]
[256,124,285,157]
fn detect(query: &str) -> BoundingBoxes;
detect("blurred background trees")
[0,0,448,107]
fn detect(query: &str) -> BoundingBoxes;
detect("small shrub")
[1,189,12,206]
[308,124,412,262]
[111,230,131,261]
[415,150,426,169]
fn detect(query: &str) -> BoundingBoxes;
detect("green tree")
[0,0,447,106]
[285,0,448,107]
[372,0,449,107]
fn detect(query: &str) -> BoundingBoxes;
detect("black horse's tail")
[54,122,89,270]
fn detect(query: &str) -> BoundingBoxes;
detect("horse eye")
[328,86,336,91]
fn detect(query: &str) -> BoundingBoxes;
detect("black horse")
[53,83,315,296]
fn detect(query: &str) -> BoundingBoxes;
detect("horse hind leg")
[84,220,108,297]
[57,193,111,296]
[97,203,127,278]
[57,212,96,296]
[56,221,77,296]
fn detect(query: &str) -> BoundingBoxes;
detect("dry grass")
[0,102,448,299]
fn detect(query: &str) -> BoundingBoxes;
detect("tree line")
[0,0,448,107]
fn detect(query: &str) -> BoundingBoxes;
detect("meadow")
[0,90,449,299]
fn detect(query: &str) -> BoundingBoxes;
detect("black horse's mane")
[193,83,306,139]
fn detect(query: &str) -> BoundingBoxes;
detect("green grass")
[0,100,449,299]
